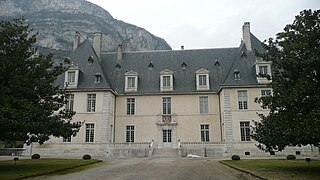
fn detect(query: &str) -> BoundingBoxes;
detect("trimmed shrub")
[31,154,40,159]
[287,154,296,160]
[231,155,240,160]
[83,154,91,160]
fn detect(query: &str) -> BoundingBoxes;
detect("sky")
[87,0,319,50]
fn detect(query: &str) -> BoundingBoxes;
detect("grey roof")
[58,33,265,94]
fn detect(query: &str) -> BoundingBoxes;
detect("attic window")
[234,69,240,80]
[181,62,187,69]
[241,51,247,58]
[95,73,101,83]
[88,56,94,63]
[195,68,210,91]
[148,62,154,68]
[214,59,220,66]
[116,63,121,69]
[64,57,70,64]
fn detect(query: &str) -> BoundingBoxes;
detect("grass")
[0,158,102,180]
[221,159,320,180]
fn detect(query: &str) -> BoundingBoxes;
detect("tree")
[252,9,320,152]
[0,18,82,146]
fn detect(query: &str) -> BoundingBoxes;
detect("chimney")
[73,32,81,51]
[93,32,102,59]
[117,44,124,60]
[181,45,184,50]
[242,22,252,51]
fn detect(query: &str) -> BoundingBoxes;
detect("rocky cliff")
[0,0,172,53]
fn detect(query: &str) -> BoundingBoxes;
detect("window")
[240,122,251,141]
[65,94,74,111]
[163,130,172,143]
[95,74,101,83]
[87,94,96,112]
[238,90,248,110]
[162,76,171,87]
[63,136,71,143]
[259,66,268,75]
[125,70,139,92]
[199,96,208,114]
[234,69,240,80]
[126,125,135,142]
[126,98,135,115]
[160,69,173,91]
[85,123,95,142]
[67,71,76,83]
[162,97,171,115]
[200,124,210,142]
[196,68,210,90]
[261,90,271,109]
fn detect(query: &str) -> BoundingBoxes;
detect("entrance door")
[163,130,172,148]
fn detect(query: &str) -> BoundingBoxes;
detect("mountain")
[0,0,172,55]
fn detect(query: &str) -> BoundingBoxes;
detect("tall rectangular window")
[259,66,268,75]
[87,94,96,112]
[198,75,207,86]
[199,96,208,114]
[126,98,135,115]
[126,125,135,143]
[63,136,71,143]
[238,90,248,110]
[85,123,95,142]
[240,122,251,141]
[162,76,171,87]
[67,71,76,83]
[65,94,74,111]
[162,97,171,115]
[200,124,210,142]
[261,90,271,109]
[127,77,136,88]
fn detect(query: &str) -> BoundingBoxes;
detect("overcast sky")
[87,0,319,50]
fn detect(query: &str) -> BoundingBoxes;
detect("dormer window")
[255,58,272,84]
[64,64,80,88]
[94,73,102,83]
[160,69,174,91]
[196,68,210,91]
[234,69,240,80]
[125,70,138,92]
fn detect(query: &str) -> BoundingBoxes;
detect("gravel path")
[29,157,259,180]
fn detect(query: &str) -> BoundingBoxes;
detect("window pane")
[240,122,250,141]
[66,94,74,111]
[67,71,75,83]
[126,125,134,142]
[199,75,207,86]
[200,124,210,142]
[162,97,171,115]
[127,77,136,88]
[259,66,268,75]
[87,94,96,112]
[85,123,94,142]
[126,98,135,115]
[162,76,171,87]
[238,91,248,110]
[199,96,208,114]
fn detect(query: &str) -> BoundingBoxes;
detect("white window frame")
[237,90,248,110]
[125,125,135,143]
[160,69,174,91]
[65,94,74,111]
[126,98,135,115]
[200,124,210,142]
[125,70,138,92]
[255,59,272,84]
[64,64,80,88]
[196,68,210,90]
[240,121,251,141]
[62,136,71,143]
[87,93,96,112]
[199,96,209,114]
[85,123,95,143]
[162,97,172,115]
[261,89,272,109]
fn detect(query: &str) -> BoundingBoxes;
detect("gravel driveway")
[30,157,259,180]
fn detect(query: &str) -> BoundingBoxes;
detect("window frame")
[200,124,210,142]
[261,89,272,109]
[162,97,172,115]
[65,93,74,111]
[87,93,96,112]
[199,96,209,114]
[85,123,95,143]
[126,98,135,115]
[240,121,251,141]
[125,70,139,92]
[125,125,135,143]
[237,90,248,110]
[62,136,71,143]
[160,69,174,91]
[196,68,210,91]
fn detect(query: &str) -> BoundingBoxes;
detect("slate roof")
[58,33,265,94]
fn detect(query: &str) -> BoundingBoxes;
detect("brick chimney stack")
[242,22,252,51]
[93,32,102,59]
[73,31,81,51]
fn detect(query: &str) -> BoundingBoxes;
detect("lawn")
[0,158,102,180]
[221,159,320,180]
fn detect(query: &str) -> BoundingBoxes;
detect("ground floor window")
[85,123,95,142]
[200,124,210,142]
[163,130,172,143]
[126,125,135,143]
[63,136,71,143]
[240,121,251,141]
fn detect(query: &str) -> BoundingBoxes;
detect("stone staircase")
[152,148,180,158]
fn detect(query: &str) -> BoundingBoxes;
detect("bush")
[83,154,91,160]
[231,155,240,160]
[31,154,40,159]
[287,154,296,160]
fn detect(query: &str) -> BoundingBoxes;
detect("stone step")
[152,148,179,158]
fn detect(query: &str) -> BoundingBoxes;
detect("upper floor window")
[199,96,208,114]
[126,98,135,115]
[162,97,172,115]
[238,90,248,110]
[160,69,174,91]
[255,58,272,84]
[87,94,96,112]
[196,68,210,90]
[64,64,80,88]
[65,94,74,111]
[261,90,271,109]
[259,66,268,75]
[125,70,138,92]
